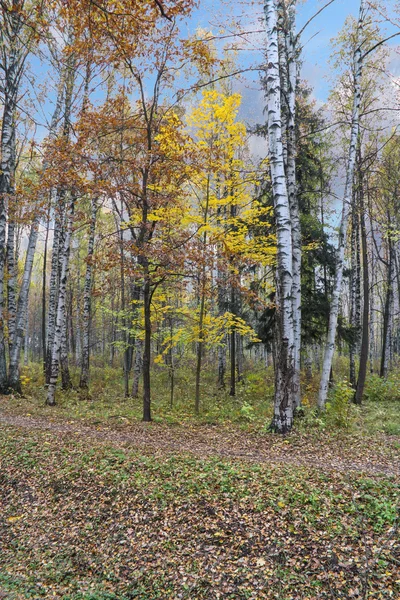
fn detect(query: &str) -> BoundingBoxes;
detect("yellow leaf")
[7,515,23,523]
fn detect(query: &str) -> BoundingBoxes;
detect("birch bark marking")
[265,0,295,433]
[79,198,97,390]
[318,0,366,409]
[6,218,17,355]
[285,1,302,409]
[8,67,66,392]
[46,197,75,406]
[7,219,40,391]
[0,15,18,391]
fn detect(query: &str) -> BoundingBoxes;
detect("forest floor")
[0,396,399,599]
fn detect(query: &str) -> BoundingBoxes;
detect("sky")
[185,0,399,116]
[26,0,400,150]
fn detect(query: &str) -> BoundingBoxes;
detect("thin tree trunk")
[7,218,41,391]
[79,198,97,390]
[132,337,143,398]
[6,219,17,356]
[318,0,366,409]
[195,175,210,414]
[285,1,302,410]
[380,239,394,379]
[42,213,50,368]
[142,270,152,422]
[349,196,360,388]
[46,202,63,383]
[23,313,29,367]
[354,172,369,404]
[60,307,72,390]
[236,333,244,383]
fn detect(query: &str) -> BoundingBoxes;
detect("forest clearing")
[1,0,400,597]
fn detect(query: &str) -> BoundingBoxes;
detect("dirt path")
[1,411,399,477]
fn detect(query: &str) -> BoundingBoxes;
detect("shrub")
[326,379,355,429]
[365,373,400,403]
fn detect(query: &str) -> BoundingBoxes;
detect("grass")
[3,359,399,439]
[0,426,399,599]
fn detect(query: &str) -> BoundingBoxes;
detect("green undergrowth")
[0,427,399,599]
[2,361,400,437]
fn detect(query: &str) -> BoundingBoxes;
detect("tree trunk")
[79,198,97,390]
[265,0,295,433]
[354,172,369,404]
[46,197,75,406]
[380,239,394,379]
[349,196,360,389]
[60,308,72,390]
[318,0,366,409]
[6,219,17,356]
[142,272,152,422]
[195,175,210,414]
[7,219,40,391]
[46,198,63,383]
[285,1,302,410]
[132,337,143,398]
[236,333,244,383]
[0,93,16,393]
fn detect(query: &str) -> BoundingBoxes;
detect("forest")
[0,0,399,598]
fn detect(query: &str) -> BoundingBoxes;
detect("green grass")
[6,360,400,441]
[7,360,275,428]
[0,427,399,599]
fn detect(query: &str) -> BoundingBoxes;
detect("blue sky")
[27,0,399,142]
[186,0,398,108]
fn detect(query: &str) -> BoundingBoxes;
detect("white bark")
[8,68,66,392]
[284,1,302,409]
[265,0,295,433]
[46,198,75,405]
[318,0,366,409]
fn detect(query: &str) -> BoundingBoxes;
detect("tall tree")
[318,0,366,410]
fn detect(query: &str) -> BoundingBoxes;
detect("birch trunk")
[46,202,63,383]
[380,240,395,379]
[23,314,29,366]
[285,2,301,409]
[6,218,17,357]
[7,219,40,391]
[60,308,72,390]
[0,93,15,392]
[349,198,360,388]
[354,173,369,404]
[79,198,97,389]
[0,4,27,392]
[265,0,295,433]
[317,0,366,409]
[46,197,75,405]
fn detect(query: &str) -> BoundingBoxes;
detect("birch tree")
[79,197,97,390]
[0,0,36,392]
[7,63,66,392]
[264,0,295,432]
[318,0,366,409]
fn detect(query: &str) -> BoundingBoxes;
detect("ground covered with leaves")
[0,419,399,599]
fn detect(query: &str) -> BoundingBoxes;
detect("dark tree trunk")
[142,273,152,422]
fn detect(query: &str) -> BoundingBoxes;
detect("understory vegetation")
[3,360,400,436]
